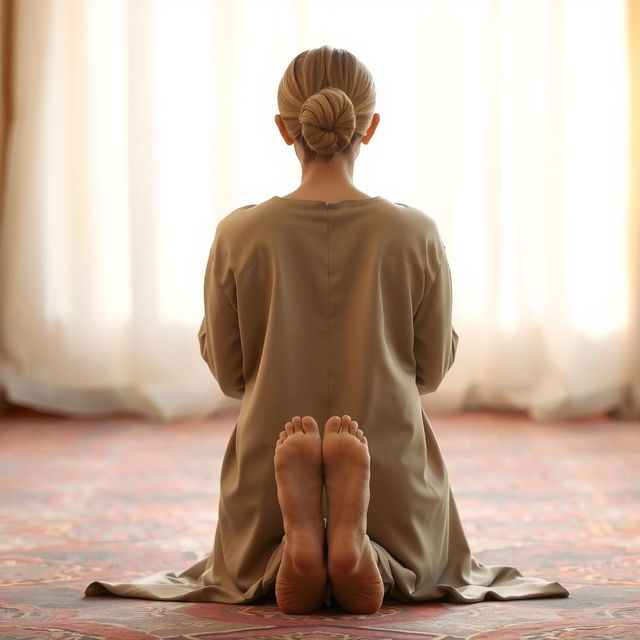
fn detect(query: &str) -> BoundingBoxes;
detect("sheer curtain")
[0,0,637,421]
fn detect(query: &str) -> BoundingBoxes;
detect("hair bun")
[299,87,356,155]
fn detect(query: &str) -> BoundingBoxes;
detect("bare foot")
[322,415,384,613]
[274,415,326,574]
[322,414,371,572]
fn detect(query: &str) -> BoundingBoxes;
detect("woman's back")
[201,193,456,540]
[204,194,456,402]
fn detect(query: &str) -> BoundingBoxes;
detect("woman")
[85,45,569,615]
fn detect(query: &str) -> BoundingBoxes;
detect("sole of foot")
[274,415,326,574]
[321,414,372,574]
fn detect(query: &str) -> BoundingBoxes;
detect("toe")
[348,419,358,435]
[292,416,303,433]
[301,415,319,434]
[341,415,351,431]
[285,421,294,436]
[325,416,342,434]
[356,428,364,440]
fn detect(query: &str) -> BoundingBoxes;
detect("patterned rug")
[1,406,638,639]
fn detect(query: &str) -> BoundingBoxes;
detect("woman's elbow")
[415,331,458,395]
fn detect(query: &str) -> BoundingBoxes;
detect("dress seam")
[414,253,447,320]
[326,203,330,419]
[378,250,424,273]
[236,254,270,276]
[212,263,238,314]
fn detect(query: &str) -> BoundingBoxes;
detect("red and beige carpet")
[1,406,638,639]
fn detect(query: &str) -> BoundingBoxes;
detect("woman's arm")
[413,251,458,395]
[198,232,245,399]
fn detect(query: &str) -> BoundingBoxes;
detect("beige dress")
[84,195,569,605]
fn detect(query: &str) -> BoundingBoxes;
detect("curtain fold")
[620,0,640,419]
[0,0,13,413]
[0,0,637,421]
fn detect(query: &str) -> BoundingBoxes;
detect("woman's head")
[276,46,378,162]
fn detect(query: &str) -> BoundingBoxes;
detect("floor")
[0,406,638,639]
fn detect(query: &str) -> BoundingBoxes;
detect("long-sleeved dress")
[84,195,569,605]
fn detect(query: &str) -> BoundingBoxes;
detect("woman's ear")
[361,113,380,145]
[275,114,295,145]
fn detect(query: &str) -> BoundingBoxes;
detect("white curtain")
[0,0,637,421]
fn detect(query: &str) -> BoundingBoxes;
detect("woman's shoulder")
[383,199,441,232]
[376,197,445,246]
[214,195,445,260]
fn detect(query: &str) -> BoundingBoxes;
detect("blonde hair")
[277,46,376,162]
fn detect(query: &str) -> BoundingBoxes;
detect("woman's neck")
[285,148,370,201]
